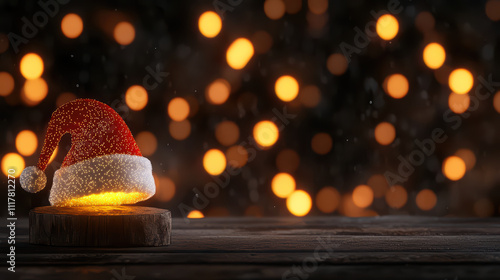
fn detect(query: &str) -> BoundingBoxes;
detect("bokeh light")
[442,156,466,181]
[187,210,204,218]
[308,0,328,15]
[486,0,500,21]
[215,121,239,146]
[316,186,340,213]
[1,153,25,177]
[374,122,396,145]
[225,145,248,168]
[203,149,227,176]
[275,75,299,102]
[135,131,157,156]
[385,74,409,99]
[253,121,279,148]
[198,11,222,38]
[264,0,286,20]
[252,30,273,54]
[326,53,348,75]
[155,176,176,202]
[0,72,14,96]
[311,132,332,155]
[416,189,437,211]
[271,173,296,198]
[276,149,300,173]
[286,190,312,216]
[494,91,500,113]
[125,85,148,111]
[206,79,231,105]
[169,120,191,140]
[385,185,407,209]
[376,14,399,40]
[367,174,389,198]
[226,38,254,69]
[352,185,374,208]
[23,78,48,104]
[20,53,44,80]
[56,92,77,107]
[298,85,321,108]
[448,68,473,94]
[61,13,83,39]
[114,21,135,45]
[168,97,190,121]
[15,130,38,156]
[455,149,476,171]
[448,92,470,114]
[423,43,446,69]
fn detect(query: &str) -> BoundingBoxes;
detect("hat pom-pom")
[20,166,47,193]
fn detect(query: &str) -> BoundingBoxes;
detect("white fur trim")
[20,166,47,193]
[49,154,156,206]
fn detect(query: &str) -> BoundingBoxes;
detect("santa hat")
[19,99,156,206]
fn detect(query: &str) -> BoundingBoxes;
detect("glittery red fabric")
[37,99,142,170]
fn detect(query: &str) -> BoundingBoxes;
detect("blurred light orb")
[299,85,321,108]
[275,75,299,102]
[486,0,500,21]
[415,11,435,33]
[206,79,231,105]
[374,122,396,145]
[226,38,254,69]
[367,174,389,198]
[308,0,328,14]
[23,78,48,103]
[125,85,148,111]
[168,97,190,121]
[316,186,340,213]
[423,43,446,69]
[61,13,83,39]
[385,74,409,99]
[169,120,191,140]
[448,68,473,94]
[225,145,248,168]
[252,30,273,54]
[385,185,407,209]
[154,175,176,202]
[135,131,157,156]
[326,53,348,75]
[284,0,302,14]
[114,21,135,45]
[352,185,374,208]
[454,149,476,171]
[276,149,300,173]
[1,153,25,177]
[0,72,14,96]
[286,190,312,216]
[15,130,37,156]
[187,210,204,218]
[376,14,399,40]
[448,92,470,114]
[271,173,296,198]
[215,121,240,146]
[253,121,279,148]
[56,92,77,107]
[20,53,44,80]
[198,11,222,38]
[203,149,227,176]
[264,0,286,20]
[311,132,332,155]
[442,156,466,181]
[494,91,500,113]
[416,189,437,211]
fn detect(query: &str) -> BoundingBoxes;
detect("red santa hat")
[19,99,156,206]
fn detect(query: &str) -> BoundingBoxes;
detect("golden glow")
[375,122,396,145]
[352,185,374,208]
[169,120,191,140]
[385,185,407,209]
[226,38,254,70]
[198,11,222,38]
[449,68,473,94]
[23,78,48,103]
[135,131,157,156]
[311,132,332,155]
[455,149,476,171]
[20,53,44,80]
[225,145,248,168]
[276,149,300,173]
[367,174,389,198]
[271,173,296,198]
[264,0,286,20]
[125,85,148,111]
[316,186,340,213]
[299,85,321,108]
[155,176,176,202]
[385,74,409,99]
[1,153,25,177]
[48,147,58,165]
[308,0,328,14]
[62,192,150,207]
[416,189,437,211]
[442,156,466,181]
[168,97,190,121]
[187,210,204,218]
[0,72,14,96]
[206,79,231,105]
[253,120,279,148]
[423,43,445,69]
[215,121,239,146]
[15,130,38,156]
[203,149,226,175]
[275,75,299,102]
[61,13,83,39]
[326,53,348,75]
[114,21,135,45]
[376,14,399,40]
[286,190,312,216]
[448,92,470,114]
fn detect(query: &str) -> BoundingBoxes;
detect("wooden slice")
[29,206,171,247]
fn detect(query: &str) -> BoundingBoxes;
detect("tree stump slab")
[29,206,171,247]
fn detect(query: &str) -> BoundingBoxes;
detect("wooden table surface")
[1,216,500,280]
